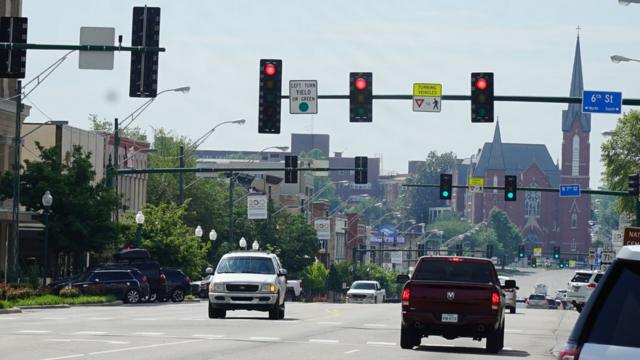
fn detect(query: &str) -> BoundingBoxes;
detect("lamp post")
[41,190,53,286]
[610,54,640,63]
[135,211,145,248]
[239,237,247,250]
[209,229,218,263]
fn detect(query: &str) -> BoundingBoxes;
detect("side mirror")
[205,267,214,275]
[503,280,517,289]
[279,268,288,276]
[396,274,410,284]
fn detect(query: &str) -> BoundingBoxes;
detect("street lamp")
[190,119,246,149]
[120,86,191,130]
[610,54,640,64]
[239,237,247,250]
[135,211,145,248]
[41,190,53,286]
[195,225,203,238]
[252,240,260,251]
[209,229,217,242]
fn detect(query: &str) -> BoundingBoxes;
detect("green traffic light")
[442,191,449,197]
[507,192,514,199]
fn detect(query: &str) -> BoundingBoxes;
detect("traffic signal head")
[471,72,494,123]
[130,7,161,98]
[0,17,28,79]
[518,245,525,258]
[439,173,452,200]
[349,72,372,122]
[284,155,298,184]
[456,243,463,256]
[531,257,537,268]
[553,246,560,260]
[259,59,283,134]
[628,173,639,196]
[504,175,517,201]
[486,244,494,258]
[355,156,368,184]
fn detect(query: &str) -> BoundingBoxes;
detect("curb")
[183,299,201,303]
[0,307,22,314]
[70,300,123,307]
[17,304,70,310]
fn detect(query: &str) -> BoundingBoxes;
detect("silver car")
[526,294,548,309]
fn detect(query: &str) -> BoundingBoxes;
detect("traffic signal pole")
[403,183,630,197]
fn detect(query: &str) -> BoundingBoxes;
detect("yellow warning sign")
[413,83,442,97]
[468,177,484,186]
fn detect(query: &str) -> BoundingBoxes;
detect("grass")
[4,295,116,308]
[0,300,11,309]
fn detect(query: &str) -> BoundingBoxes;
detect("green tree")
[601,110,640,216]
[592,195,620,245]
[0,144,120,275]
[405,151,457,224]
[123,202,210,279]
[426,213,473,242]
[88,113,147,141]
[488,208,521,257]
[302,261,328,296]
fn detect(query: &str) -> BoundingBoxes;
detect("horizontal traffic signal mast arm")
[0,43,166,52]
[280,94,640,106]
[115,167,359,175]
[402,183,630,196]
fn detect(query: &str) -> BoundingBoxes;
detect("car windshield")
[351,282,376,290]
[584,261,640,348]
[413,260,494,283]
[570,273,592,283]
[216,257,275,274]
[529,294,546,300]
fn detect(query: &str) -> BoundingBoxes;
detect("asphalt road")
[506,268,580,299]
[0,297,578,360]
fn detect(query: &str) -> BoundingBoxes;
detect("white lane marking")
[0,317,18,320]
[345,349,360,354]
[17,330,51,334]
[73,331,107,335]
[309,339,339,344]
[132,318,158,321]
[87,317,112,321]
[132,332,164,336]
[250,336,281,341]
[88,339,202,356]
[363,323,388,327]
[318,321,342,325]
[366,341,396,346]
[192,334,225,339]
[42,317,65,320]
[39,354,84,360]
[181,317,206,321]
[506,329,523,333]
[45,339,129,345]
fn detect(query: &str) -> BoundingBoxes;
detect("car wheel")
[485,321,504,354]
[509,307,516,314]
[208,302,215,318]
[400,325,420,349]
[575,304,583,313]
[126,289,141,304]
[278,300,285,319]
[269,294,284,320]
[171,288,185,303]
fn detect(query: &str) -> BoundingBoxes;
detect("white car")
[526,294,548,309]
[499,275,518,314]
[346,280,385,304]
[566,270,604,312]
[207,251,287,320]
[558,245,640,360]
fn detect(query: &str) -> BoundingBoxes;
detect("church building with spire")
[453,36,591,258]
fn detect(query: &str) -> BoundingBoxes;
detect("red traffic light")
[354,77,367,90]
[264,63,277,76]
[476,78,487,90]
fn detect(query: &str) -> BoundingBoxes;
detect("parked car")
[346,280,385,304]
[66,269,149,303]
[526,294,548,308]
[208,251,287,320]
[286,280,303,301]
[558,245,640,360]
[110,248,163,302]
[566,270,604,313]
[499,276,518,314]
[159,267,191,302]
[191,275,213,298]
[398,256,514,353]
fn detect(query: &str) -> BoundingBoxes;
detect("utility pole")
[113,118,120,223]
[178,145,184,204]
[10,80,22,281]
[228,173,235,245]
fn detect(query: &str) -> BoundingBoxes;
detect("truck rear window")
[413,260,494,283]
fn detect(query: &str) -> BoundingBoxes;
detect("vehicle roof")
[352,280,379,283]
[418,256,494,263]
[222,251,277,259]
[617,245,640,261]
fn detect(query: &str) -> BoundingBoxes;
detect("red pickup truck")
[397,256,516,353]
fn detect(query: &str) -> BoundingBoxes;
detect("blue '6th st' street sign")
[582,90,622,114]
[560,184,581,197]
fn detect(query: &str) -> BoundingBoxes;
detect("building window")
[525,189,541,218]
[572,134,580,176]
[335,233,346,260]
[571,213,577,229]
[493,175,498,193]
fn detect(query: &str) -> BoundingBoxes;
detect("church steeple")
[562,35,591,132]
[487,121,505,170]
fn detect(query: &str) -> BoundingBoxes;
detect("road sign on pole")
[79,27,115,70]
[623,226,640,245]
[413,83,442,112]
[582,90,622,114]
[559,184,581,197]
[468,177,484,193]
[290,80,318,114]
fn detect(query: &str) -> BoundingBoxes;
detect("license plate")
[441,313,458,323]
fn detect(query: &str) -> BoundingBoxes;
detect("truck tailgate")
[409,281,498,315]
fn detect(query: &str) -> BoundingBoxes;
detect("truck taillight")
[558,343,581,360]
[491,291,500,309]
[587,283,596,289]
[186,276,191,284]
[449,257,464,262]
[300,280,304,289]
[402,287,411,306]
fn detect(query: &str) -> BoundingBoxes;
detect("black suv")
[67,269,149,303]
[111,249,163,302]
[159,267,191,302]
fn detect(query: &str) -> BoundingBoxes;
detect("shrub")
[0,299,10,308]
[5,287,34,301]
[59,288,80,298]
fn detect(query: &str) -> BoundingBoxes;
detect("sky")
[20,0,640,188]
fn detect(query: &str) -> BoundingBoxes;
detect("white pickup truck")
[286,280,303,301]
[346,280,385,304]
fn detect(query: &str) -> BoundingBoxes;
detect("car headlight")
[261,283,278,293]
[212,283,225,292]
